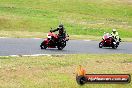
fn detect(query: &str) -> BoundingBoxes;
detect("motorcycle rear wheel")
[57,41,66,50]
[112,44,117,49]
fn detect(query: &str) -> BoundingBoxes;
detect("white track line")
[83,40,91,41]
[0,54,66,57]
[22,54,51,57]
[32,38,42,39]
[9,55,19,57]
[0,37,42,39]
[0,37,8,38]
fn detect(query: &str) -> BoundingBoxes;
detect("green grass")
[0,54,132,88]
[0,0,132,38]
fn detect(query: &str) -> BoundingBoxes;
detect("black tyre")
[112,44,117,49]
[99,42,103,48]
[76,75,86,85]
[57,46,63,50]
[40,42,47,49]
[57,41,66,50]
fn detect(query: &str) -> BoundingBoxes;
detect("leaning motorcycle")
[40,30,69,50]
[99,33,121,49]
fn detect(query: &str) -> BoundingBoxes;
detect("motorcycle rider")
[111,29,120,44]
[50,24,66,41]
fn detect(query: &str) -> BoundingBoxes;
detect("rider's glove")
[50,30,53,32]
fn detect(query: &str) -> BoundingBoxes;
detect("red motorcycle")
[99,33,119,49]
[40,31,69,50]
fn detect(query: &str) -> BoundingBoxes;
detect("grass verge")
[0,54,132,88]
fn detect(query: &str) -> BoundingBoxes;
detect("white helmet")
[112,29,116,32]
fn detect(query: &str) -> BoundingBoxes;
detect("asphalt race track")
[0,38,132,56]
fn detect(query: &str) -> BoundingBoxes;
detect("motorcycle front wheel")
[99,42,103,48]
[40,42,47,49]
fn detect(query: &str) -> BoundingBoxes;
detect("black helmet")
[59,24,63,28]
